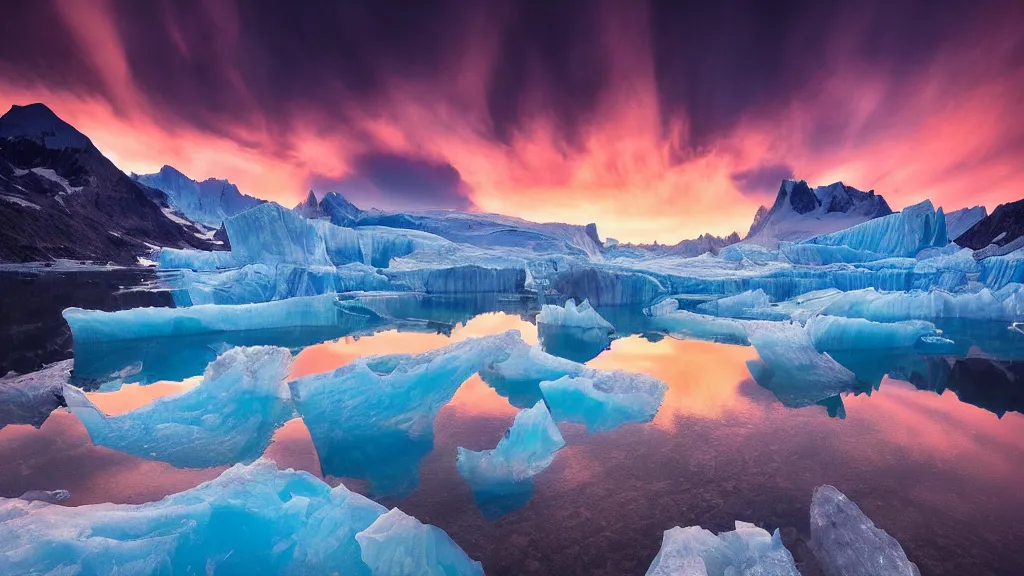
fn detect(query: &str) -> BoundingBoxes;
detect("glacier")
[646,521,799,576]
[456,400,565,518]
[289,331,518,496]
[799,200,947,260]
[810,485,920,576]
[0,460,481,576]
[63,347,294,468]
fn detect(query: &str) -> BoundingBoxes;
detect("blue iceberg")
[646,521,799,576]
[800,200,947,259]
[746,322,859,408]
[64,346,294,468]
[63,294,365,343]
[0,460,480,575]
[537,298,613,330]
[456,400,565,518]
[810,485,920,576]
[804,315,939,351]
[289,331,517,496]
[479,336,587,408]
[540,370,667,432]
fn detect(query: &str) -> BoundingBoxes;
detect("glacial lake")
[2,290,1023,575]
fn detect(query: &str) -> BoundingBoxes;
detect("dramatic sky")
[1,0,1023,243]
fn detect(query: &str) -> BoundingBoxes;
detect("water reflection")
[4,304,1024,574]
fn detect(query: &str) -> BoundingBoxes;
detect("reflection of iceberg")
[811,485,920,576]
[536,299,614,362]
[64,347,294,468]
[540,371,667,432]
[289,332,516,496]
[646,301,757,345]
[0,460,480,575]
[646,521,799,576]
[0,359,69,429]
[457,400,565,519]
[906,357,1024,417]
[746,322,859,408]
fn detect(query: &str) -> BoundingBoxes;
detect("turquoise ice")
[64,346,294,468]
[0,460,481,575]
[646,521,799,576]
[540,370,667,432]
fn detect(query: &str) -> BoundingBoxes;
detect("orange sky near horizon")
[2,1,1023,244]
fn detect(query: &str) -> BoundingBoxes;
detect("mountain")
[744,180,893,247]
[294,190,604,256]
[944,206,987,242]
[955,198,1024,257]
[604,232,741,258]
[0,103,223,264]
[133,165,264,227]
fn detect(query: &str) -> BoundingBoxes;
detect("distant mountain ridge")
[133,165,264,227]
[744,179,893,247]
[293,189,605,257]
[0,103,222,264]
[955,198,1024,257]
[604,232,741,258]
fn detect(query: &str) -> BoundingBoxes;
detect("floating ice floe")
[810,485,921,576]
[0,359,69,429]
[64,346,294,468]
[456,400,565,518]
[540,370,668,433]
[289,331,518,496]
[646,521,799,576]
[63,294,367,343]
[804,315,939,351]
[537,298,613,331]
[745,322,859,408]
[0,460,482,576]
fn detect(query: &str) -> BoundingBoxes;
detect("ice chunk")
[805,316,938,351]
[63,294,360,343]
[548,266,668,306]
[0,359,69,429]
[696,289,771,319]
[356,508,484,576]
[537,298,613,331]
[18,490,70,504]
[64,347,294,468]
[646,521,799,576]
[158,247,236,271]
[225,202,334,266]
[746,322,859,407]
[801,200,947,259]
[479,337,587,408]
[0,459,477,575]
[810,485,920,576]
[818,286,1024,322]
[290,331,518,496]
[647,309,754,345]
[540,371,667,432]
[457,401,565,517]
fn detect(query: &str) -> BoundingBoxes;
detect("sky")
[1,0,1022,243]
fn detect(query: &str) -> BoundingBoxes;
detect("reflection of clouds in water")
[586,337,762,426]
[290,312,536,379]
[86,377,200,415]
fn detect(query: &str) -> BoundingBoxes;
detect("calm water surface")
[2,312,1023,575]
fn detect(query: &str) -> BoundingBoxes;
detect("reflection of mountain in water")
[903,357,1024,418]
